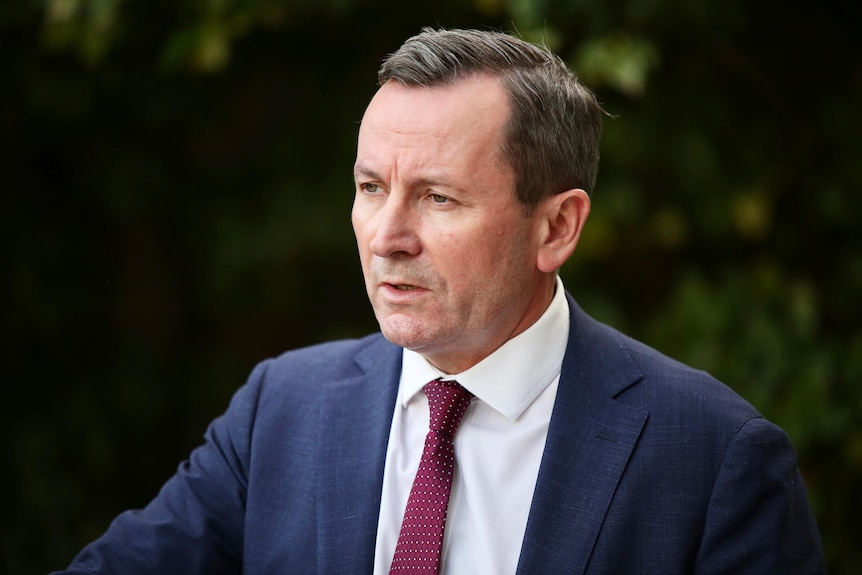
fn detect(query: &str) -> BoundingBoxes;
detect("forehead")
[355,76,511,178]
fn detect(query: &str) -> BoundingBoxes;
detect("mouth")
[380,281,427,296]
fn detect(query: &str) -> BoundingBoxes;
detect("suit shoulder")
[260,332,394,383]
[584,314,762,423]
[222,332,397,425]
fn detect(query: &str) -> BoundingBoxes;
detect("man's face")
[352,75,553,373]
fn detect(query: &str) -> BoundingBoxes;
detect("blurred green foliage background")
[2,0,859,573]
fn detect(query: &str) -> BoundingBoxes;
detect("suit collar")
[315,336,401,574]
[517,293,648,574]
[563,293,644,399]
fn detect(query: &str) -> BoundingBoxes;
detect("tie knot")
[424,379,473,436]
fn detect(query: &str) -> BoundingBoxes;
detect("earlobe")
[536,189,591,273]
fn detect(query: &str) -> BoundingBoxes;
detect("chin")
[379,327,425,351]
[377,315,433,351]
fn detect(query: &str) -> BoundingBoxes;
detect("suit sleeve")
[50,360,272,575]
[695,416,825,575]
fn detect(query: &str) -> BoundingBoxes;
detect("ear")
[535,188,591,273]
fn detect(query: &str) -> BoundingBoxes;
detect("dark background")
[2,0,860,573]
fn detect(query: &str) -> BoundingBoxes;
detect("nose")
[367,193,421,258]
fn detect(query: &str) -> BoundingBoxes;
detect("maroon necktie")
[389,379,474,574]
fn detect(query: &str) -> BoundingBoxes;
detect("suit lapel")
[517,295,648,574]
[316,337,401,574]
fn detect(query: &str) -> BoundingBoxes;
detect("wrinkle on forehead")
[361,76,507,137]
[356,77,511,184]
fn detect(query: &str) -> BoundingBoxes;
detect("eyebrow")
[353,162,468,195]
[353,162,382,181]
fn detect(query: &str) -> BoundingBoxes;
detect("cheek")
[477,232,533,287]
[352,220,372,258]
[351,199,373,239]
[443,240,509,293]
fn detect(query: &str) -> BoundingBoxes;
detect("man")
[55,28,824,574]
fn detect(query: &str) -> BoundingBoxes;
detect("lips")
[384,282,424,292]
[379,281,429,299]
[380,277,426,291]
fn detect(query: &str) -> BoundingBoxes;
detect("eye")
[360,183,380,194]
[430,193,450,204]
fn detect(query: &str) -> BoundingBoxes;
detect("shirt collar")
[399,276,570,421]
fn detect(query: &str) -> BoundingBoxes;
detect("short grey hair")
[378,28,604,208]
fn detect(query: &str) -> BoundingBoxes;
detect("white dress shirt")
[372,276,570,574]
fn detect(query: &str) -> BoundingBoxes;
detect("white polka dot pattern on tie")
[389,379,473,574]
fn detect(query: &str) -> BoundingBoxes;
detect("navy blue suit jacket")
[56,294,824,574]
